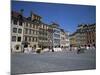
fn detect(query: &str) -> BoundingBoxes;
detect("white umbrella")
[36,48,41,50]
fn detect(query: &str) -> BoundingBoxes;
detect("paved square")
[11,49,96,74]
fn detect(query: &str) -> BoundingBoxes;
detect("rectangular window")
[25,36,27,41]
[34,38,36,42]
[18,28,22,33]
[36,31,38,35]
[45,38,47,40]
[12,36,16,41]
[35,38,38,42]
[33,25,35,28]
[28,23,30,27]
[93,40,95,42]
[26,23,28,27]
[32,37,34,42]
[30,24,32,28]
[33,30,35,34]
[13,20,17,25]
[36,25,38,29]
[29,29,31,34]
[29,37,31,42]
[36,38,37,42]
[25,29,28,34]
[19,21,22,26]
[17,37,21,42]
[13,28,17,33]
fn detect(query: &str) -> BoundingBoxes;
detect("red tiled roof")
[11,11,21,18]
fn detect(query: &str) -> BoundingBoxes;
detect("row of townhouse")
[11,10,70,53]
[69,23,96,49]
[50,23,70,48]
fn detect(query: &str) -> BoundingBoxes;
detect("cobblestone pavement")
[11,49,96,74]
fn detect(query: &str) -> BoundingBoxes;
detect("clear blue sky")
[11,1,96,33]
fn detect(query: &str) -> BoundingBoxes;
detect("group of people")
[23,45,96,54]
[24,46,36,53]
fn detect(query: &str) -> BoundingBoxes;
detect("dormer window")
[18,15,23,20]
[13,19,17,25]
[19,21,22,26]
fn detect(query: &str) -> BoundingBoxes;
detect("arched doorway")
[14,44,21,52]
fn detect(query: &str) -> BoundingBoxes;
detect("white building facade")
[60,29,70,50]
[11,11,24,52]
[65,32,70,50]
[52,25,61,48]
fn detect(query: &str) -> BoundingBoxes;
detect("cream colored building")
[69,32,77,47]
[11,11,24,52]
[38,23,49,49]
[47,25,53,49]
[60,29,70,50]
[23,21,39,50]
[23,12,51,50]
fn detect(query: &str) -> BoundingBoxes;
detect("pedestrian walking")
[28,45,32,53]
[52,48,54,52]
[24,47,28,53]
